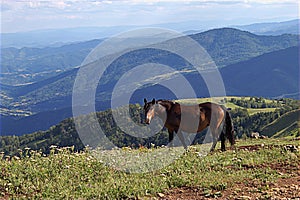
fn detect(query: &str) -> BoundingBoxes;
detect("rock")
[157,192,165,198]
[250,132,260,139]
[259,135,268,139]
[272,187,280,192]
[237,195,251,200]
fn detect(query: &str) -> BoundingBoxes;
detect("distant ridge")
[191,27,299,67]
[234,19,299,35]
[2,19,298,48]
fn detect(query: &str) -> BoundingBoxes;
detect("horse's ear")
[152,98,155,104]
[144,98,147,104]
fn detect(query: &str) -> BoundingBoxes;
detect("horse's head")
[143,98,156,124]
[143,98,169,125]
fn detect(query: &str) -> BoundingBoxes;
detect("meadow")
[1,137,299,199]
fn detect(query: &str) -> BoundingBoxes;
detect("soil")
[158,145,300,200]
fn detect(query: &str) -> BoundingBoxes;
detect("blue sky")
[1,0,299,33]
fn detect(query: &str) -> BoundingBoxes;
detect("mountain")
[1,46,299,136]
[234,19,299,35]
[221,46,299,98]
[2,19,298,49]
[0,26,132,48]
[1,40,100,85]
[191,28,299,68]
[0,20,221,48]
[1,28,299,135]
[0,21,208,49]
[1,28,298,86]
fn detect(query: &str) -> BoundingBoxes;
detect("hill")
[261,109,300,138]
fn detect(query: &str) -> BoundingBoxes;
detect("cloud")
[121,0,298,3]
[1,0,298,33]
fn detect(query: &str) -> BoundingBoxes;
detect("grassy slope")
[272,122,299,138]
[261,109,300,137]
[0,138,299,199]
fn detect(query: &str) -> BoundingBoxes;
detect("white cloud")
[1,0,298,33]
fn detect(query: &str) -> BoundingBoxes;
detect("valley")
[1,28,299,136]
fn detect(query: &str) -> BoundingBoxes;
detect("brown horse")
[143,98,235,151]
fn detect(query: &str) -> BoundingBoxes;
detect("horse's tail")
[224,109,235,146]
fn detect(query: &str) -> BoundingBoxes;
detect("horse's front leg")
[168,129,174,148]
[210,138,218,152]
[177,130,188,150]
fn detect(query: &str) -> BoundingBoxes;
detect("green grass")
[1,138,299,199]
[247,108,277,115]
[262,109,300,137]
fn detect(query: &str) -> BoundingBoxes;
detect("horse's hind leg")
[220,131,226,151]
[168,129,174,148]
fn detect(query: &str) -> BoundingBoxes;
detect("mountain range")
[1,19,298,48]
[1,40,100,85]
[1,27,299,136]
[234,19,299,36]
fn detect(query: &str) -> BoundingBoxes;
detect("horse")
[143,98,235,151]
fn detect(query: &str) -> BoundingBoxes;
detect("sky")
[1,0,299,33]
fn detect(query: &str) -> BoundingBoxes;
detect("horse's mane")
[156,99,177,111]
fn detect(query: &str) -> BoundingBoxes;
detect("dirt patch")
[160,172,300,200]
[158,145,300,200]
[219,176,300,200]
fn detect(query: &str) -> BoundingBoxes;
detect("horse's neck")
[153,103,168,121]
[157,100,173,111]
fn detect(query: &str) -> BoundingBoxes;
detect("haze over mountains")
[1,20,299,136]
[1,19,298,48]
[234,19,299,36]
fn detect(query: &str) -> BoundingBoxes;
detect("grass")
[1,138,299,199]
[247,108,277,115]
[261,109,300,137]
